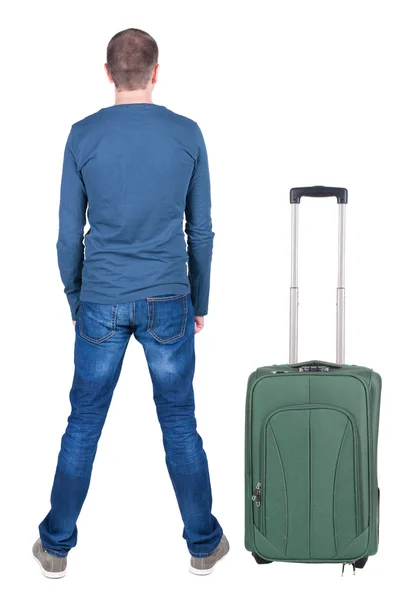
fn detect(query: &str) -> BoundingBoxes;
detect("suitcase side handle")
[290,186,348,204]
[290,360,342,369]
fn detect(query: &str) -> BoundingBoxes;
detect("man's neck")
[114,89,153,105]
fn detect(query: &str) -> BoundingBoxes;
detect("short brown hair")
[106,28,158,91]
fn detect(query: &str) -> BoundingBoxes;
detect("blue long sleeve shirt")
[57,103,214,320]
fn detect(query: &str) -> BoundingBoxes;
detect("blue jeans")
[39,294,222,557]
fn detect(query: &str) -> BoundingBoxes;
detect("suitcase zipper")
[252,482,261,507]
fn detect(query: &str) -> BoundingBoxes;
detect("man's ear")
[152,64,159,85]
[104,63,114,84]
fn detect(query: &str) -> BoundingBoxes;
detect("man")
[33,28,228,578]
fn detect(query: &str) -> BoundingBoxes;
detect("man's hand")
[73,321,76,326]
[194,316,204,334]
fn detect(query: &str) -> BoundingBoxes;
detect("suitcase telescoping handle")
[289,186,348,365]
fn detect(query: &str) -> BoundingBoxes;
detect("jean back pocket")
[147,294,188,344]
[79,302,118,344]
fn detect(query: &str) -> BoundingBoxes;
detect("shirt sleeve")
[185,125,215,316]
[56,127,87,321]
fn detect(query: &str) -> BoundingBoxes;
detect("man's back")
[58,103,213,319]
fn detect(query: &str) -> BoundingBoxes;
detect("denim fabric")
[39,293,222,558]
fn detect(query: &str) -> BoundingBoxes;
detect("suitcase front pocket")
[256,404,363,561]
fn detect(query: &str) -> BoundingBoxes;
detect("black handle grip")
[290,186,348,204]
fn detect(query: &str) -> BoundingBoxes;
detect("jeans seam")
[79,330,116,344]
[147,300,155,335]
[112,304,118,331]
[43,548,68,558]
[130,301,136,332]
[147,294,186,302]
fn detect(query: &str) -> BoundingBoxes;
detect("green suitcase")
[245,187,381,573]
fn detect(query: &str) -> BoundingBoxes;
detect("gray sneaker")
[32,538,67,579]
[189,534,229,575]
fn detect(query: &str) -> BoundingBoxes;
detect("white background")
[1,0,414,598]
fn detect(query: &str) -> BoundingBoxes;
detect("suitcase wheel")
[354,557,368,569]
[252,552,272,565]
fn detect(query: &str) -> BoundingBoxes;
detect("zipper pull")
[252,482,261,507]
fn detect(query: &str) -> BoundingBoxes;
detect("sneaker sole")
[189,550,228,576]
[33,554,67,579]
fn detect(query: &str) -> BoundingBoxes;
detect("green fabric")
[245,363,381,563]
